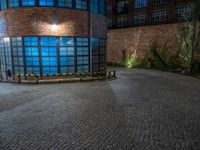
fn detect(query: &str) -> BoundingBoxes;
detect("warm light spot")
[51,24,58,31]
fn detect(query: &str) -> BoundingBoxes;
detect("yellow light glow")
[51,24,58,31]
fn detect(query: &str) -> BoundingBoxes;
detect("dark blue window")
[92,38,100,72]
[0,0,7,10]
[58,0,72,7]
[76,38,89,73]
[22,0,35,6]
[59,37,75,73]
[134,0,148,8]
[24,37,40,74]
[41,37,57,74]
[76,0,87,10]
[39,0,54,6]
[90,0,98,13]
[100,0,105,16]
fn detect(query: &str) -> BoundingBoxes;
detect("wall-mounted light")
[51,23,58,31]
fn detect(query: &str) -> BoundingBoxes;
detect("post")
[108,71,111,79]
[113,70,116,78]
[18,75,21,84]
[35,75,39,84]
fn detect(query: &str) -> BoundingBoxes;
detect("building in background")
[107,0,191,64]
[0,0,107,81]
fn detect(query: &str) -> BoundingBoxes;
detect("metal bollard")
[58,75,61,84]
[113,70,116,78]
[80,74,83,81]
[18,75,21,84]
[108,71,111,79]
[35,75,39,84]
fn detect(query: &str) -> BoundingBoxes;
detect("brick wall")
[0,7,107,38]
[107,23,178,64]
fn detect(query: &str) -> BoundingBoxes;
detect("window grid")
[58,0,72,7]
[76,37,89,73]
[117,15,128,27]
[1,36,106,76]
[134,0,148,8]
[152,10,168,22]
[11,37,23,74]
[133,14,146,24]
[153,0,168,5]
[0,0,106,16]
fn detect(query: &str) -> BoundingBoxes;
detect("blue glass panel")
[39,0,54,6]
[22,0,35,6]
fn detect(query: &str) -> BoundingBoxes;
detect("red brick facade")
[107,23,178,63]
[0,7,107,38]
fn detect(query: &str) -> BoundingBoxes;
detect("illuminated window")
[39,0,54,6]
[22,0,35,6]
[58,0,72,7]
[92,38,100,72]
[90,0,98,13]
[24,37,39,74]
[100,39,106,71]
[134,0,148,8]
[76,38,89,73]
[8,0,19,8]
[41,37,57,74]
[11,37,23,74]
[0,0,7,10]
[100,0,105,15]
[59,37,75,73]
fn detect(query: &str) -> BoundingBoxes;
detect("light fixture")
[51,23,58,31]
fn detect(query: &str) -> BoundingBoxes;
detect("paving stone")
[0,68,200,150]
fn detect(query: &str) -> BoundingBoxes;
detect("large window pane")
[39,0,54,6]
[8,0,19,7]
[76,0,87,10]
[58,0,72,7]
[22,0,35,6]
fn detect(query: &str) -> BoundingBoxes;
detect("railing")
[16,70,116,84]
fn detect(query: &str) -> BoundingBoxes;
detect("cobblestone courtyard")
[0,68,200,150]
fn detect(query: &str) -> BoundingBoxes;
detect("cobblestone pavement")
[0,68,200,150]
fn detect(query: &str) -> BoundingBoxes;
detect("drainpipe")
[89,0,93,73]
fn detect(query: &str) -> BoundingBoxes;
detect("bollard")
[18,75,21,84]
[113,70,116,78]
[58,75,61,84]
[108,71,111,79]
[35,75,39,84]
[80,74,83,81]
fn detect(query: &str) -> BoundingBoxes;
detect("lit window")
[100,0,105,15]
[58,0,72,7]
[39,0,54,6]
[90,0,98,14]
[76,38,89,73]
[21,0,35,6]
[8,0,19,8]
[134,0,148,8]
[0,0,7,10]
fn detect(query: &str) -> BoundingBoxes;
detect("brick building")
[107,0,191,64]
[0,0,107,81]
